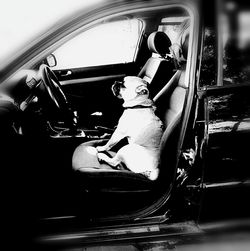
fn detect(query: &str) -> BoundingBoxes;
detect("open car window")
[52,19,143,70]
[159,16,190,43]
[221,7,250,85]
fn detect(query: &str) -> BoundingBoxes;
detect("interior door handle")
[59,70,72,77]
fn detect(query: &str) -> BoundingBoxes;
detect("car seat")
[72,24,190,193]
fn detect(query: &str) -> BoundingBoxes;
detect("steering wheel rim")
[39,64,76,128]
[39,64,69,110]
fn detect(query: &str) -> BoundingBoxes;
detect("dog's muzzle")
[111,81,125,98]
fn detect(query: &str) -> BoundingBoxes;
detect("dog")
[96,76,164,180]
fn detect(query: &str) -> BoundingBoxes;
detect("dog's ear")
[135,85,149,96]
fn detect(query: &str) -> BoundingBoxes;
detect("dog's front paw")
[97,152,109,163]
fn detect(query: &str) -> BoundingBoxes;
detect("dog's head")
[112,76,149,102]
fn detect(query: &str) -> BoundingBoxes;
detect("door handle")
[59,70,72,77]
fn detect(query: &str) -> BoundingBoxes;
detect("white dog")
[96,76,163,180]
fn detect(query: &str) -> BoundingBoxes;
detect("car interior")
[0,6,192,222]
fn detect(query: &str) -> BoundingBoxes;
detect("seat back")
[153,65,187,128]
[153,67,186,184]
[154,18,190,135]
[153,21,190,184]
[138,31,174,97]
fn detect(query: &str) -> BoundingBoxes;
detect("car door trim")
[60,74,125,85]
[204,180,250,189]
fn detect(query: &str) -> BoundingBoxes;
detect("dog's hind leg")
[97,152,122,168]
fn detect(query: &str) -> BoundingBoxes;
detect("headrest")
[147,31,171,57]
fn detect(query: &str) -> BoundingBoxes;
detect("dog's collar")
[124,105,153,110]
[123,97,154,109]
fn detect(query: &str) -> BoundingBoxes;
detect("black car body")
[0,0,250,250]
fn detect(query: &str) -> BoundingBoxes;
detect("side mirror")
[46,54,57,67]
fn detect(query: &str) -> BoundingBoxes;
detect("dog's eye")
[115,81,125,88]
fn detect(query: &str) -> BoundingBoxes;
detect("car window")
[199,0,250,88]
[152,17,189,58]
[199,27,217,87]
[159,17,189,43]
[52,19,143,70]
[220,1,250,86]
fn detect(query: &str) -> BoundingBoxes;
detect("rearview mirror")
[46,54,57,67]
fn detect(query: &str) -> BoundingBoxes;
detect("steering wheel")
[39,64,76,128]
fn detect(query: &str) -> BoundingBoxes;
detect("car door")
[51,18,144,129]
[198,0,250,223]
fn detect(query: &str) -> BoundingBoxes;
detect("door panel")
[198,0,250,223]
[200,85,250,222]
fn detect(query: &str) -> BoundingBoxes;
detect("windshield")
[0,0,103,63]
